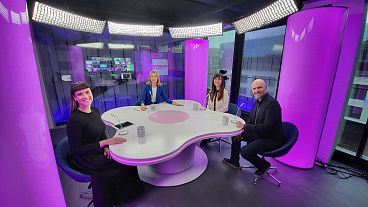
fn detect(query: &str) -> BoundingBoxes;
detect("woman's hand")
[100,137,127,148]
[104,147,112,159]
[236,121,245,129]
[172,102,184,107]
[140,104,146,111]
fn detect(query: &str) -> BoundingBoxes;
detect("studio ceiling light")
[76,42,104,49]
[233,0,298,34]
[108,22,163,37]
[32,2,105,34]
[169,22,223,38]
[108,43,135,49]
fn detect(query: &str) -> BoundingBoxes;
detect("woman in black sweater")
[66,82,144,207]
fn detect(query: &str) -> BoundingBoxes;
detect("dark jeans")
[230,134,283,169]
[91,165,144,207]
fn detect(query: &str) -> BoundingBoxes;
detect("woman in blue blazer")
[140,70,183,110]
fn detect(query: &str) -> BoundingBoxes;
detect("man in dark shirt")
[223,79,284,177]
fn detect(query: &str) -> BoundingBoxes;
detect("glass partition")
[31,23,185,125]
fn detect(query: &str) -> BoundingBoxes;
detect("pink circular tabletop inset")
[149,110,189,124]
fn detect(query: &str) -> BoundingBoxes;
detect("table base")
[137,145,208,186]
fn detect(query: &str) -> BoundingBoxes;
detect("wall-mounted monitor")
[85,57,133,72]
[113,57,134,72]
[121,73,132,80]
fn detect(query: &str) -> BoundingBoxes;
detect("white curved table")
[102,100,244,186]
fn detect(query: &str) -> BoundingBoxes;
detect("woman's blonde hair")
[146,70,162,86]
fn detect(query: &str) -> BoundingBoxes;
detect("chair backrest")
[263,122,299,158]
[54,137,91,182]
[227,103,241,117]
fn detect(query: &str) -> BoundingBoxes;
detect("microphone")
[205,93,210,107]
[110,114,123,129]
[232,103,244,123]
[110,114,129,135]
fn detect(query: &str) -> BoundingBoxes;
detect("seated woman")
[200,73,229,146]
[67,82,144,207]
[140,70,183,111]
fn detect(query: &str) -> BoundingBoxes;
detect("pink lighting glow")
[184,39,208,106]
[110,130,243,165]
[276,7,347,168]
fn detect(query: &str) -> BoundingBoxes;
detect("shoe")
[200,139,210,147]
[223,158,240,169]
[254,162,271,177]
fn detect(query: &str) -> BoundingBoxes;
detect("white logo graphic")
[291,17,314,42]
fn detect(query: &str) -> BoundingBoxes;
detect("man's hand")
[236,121,245,129]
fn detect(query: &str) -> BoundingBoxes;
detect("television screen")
[85,60,93,72]
[121,73,132,80]
[113,57,134,72]
[91,57,112,71]
[86,57,133,72]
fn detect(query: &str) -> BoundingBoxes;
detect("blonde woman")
[140,70,183,111]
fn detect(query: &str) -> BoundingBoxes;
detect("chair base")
[240,165,281,186]
[207,137,231,151]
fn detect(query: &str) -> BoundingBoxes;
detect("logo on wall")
[0,1,29,24]
[152,59,168,76]
[291,17,314,43]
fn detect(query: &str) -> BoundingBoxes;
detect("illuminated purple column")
[316,0,365,163]
[184,40,208,106]
[68,46,85,82]
[276,8,347,168]
[0,0,66,206]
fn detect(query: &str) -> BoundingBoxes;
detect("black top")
[245,93,284,142]
[66,106,111,173]
[213,90,218,111]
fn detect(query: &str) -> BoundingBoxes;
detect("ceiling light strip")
[169,22,223,38]
[32,2,105,34]
[108,21,163,37]
[233,0,298,34]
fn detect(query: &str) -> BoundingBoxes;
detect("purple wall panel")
[68,46,85,82]
[184,40,208,106]
[276,8,347,168]
[316,0,365,163]
[0,0,66,206]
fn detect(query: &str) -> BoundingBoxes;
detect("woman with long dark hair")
[67,82,144,207]
[200,73,229,146]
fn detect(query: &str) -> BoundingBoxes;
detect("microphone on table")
[232,103,244,123]
[110,113,123,129]
[110,114,128,135]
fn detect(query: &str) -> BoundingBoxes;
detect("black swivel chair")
[241,122,299,186]
[54,137,93,207]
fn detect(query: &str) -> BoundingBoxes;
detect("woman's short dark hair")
[70,82,90,113]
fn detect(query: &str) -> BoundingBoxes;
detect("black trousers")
[71,155,144,207]
[91,165,144,207]
[230,133,283,169]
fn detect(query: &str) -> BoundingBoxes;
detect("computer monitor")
[121,73,132,80]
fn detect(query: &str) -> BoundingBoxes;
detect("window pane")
[336,13,368,157]
[237,26,286,112]
[208,30,235,94]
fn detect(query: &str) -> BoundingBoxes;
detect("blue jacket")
[140,84,173,105]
